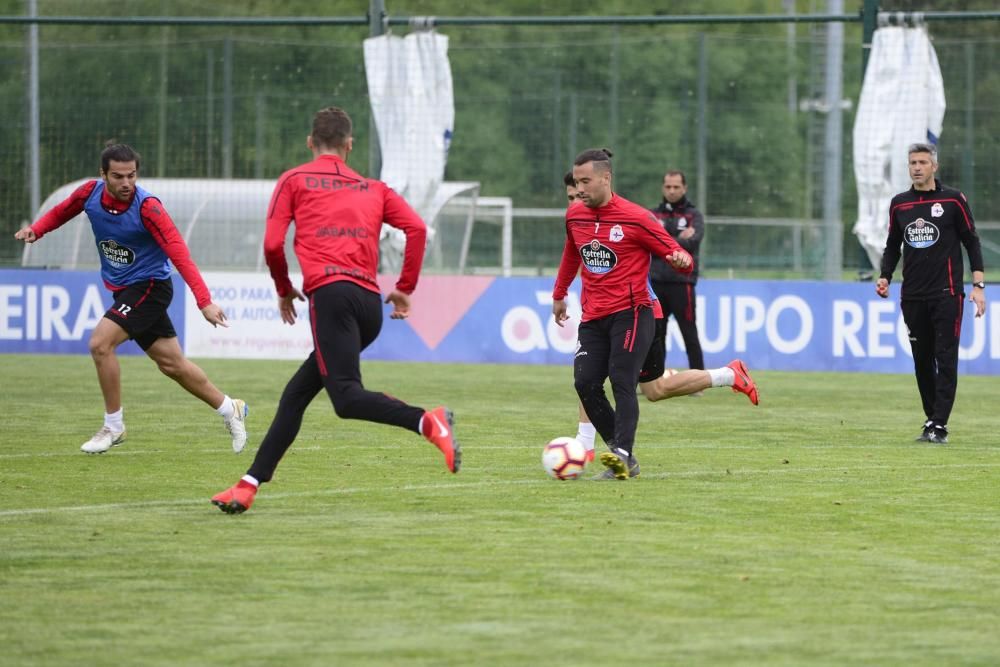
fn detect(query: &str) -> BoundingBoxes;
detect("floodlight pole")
[822,0,845,281]
[368,0,385,179]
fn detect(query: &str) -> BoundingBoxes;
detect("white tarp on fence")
[364,31,456,271]
[852,26,946,270]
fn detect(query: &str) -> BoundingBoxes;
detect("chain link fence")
[2,3,997,278]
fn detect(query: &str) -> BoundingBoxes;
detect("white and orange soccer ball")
[541,436,589,480]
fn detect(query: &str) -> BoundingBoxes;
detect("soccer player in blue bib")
[15,143,249,455]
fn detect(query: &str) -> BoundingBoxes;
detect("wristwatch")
[972,281,986,289]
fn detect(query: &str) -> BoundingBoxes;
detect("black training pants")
[651,280,704,370]
[900,294,964,427]
[248,281,425,483]
[574,306,655,456]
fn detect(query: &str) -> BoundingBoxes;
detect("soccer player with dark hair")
[211,106,460,514]
[14,143,248,454]
[553,148,695,480]
[876,142,986,444]
[562,169,758,466]
[563,170,578,202]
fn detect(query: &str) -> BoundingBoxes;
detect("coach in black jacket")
[649,170,705,370]
[876,143,986,445]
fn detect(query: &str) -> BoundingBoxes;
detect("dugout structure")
[21,179,512,276]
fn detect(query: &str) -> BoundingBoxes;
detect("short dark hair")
[101,143,141,172]
[908,142,938,164]
[664,169,687,185]
[311,106,353,149]
[563,170,575,187]
[573,148,613,174]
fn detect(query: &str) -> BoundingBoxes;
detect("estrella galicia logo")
[904,218,939,249]
[580,238,617,274]
[99,239,136,266]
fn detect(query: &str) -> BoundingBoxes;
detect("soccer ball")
[542,436,589,480]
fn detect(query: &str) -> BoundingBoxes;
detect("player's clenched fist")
[14,228,37,243]
[666,249,692,271]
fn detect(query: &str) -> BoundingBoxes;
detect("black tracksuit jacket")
[880,179,984,299]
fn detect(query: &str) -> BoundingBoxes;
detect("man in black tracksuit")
[649,170,705,370]
[876,143,986,444]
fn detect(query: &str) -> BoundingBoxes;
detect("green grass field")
[1,354,998,666]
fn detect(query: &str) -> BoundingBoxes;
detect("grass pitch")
[1,354,998,666]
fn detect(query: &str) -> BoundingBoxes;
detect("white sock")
[709,367,735,388]
[576,422,596,453]
[216,395,235,420]
[241,474,260,488]
[104,408,124,433]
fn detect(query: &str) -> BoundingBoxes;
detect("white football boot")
[225,398,249,453]
[81,426,126,454]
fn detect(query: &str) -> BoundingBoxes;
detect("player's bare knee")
[639,384,662,402]
[155,358,184,379]
[88,335,115,359]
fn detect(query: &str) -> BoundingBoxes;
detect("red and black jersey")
[264,154,426,298]
[31,179,212,308]
[553,193,692,322]
[880,179,984,300]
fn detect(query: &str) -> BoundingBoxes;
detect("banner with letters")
[1,269,997,375]
[0,269,184,355]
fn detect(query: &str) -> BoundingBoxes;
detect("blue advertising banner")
[365,276,999,375]
[1,269,996,375]
[0,269,185,355]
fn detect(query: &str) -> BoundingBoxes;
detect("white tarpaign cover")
[364,31,456,270]
[852,26,945,270]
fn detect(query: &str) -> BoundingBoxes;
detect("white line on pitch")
[3,441,996,460]
[0,446,324,459]
[1,462,998,518]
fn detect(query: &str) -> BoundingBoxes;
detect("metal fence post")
[26,0,40,222]
[696,32,707,215]
[368,0,385,179]
[222,36,233,179]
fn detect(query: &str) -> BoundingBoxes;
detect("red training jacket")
[553,193,693,322]
[263,154,426,298]
[30,180,212,308]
